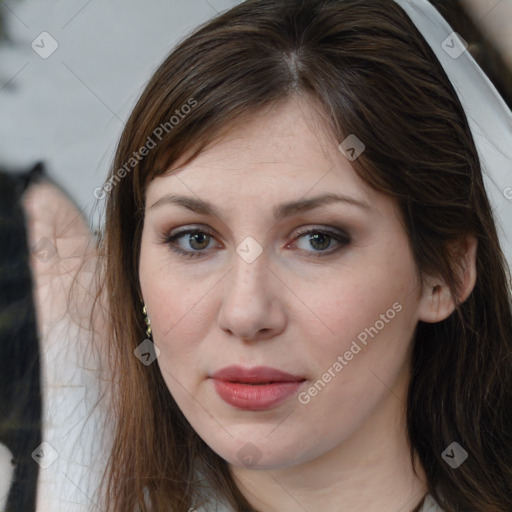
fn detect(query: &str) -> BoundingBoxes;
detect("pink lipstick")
[210,365,306,411]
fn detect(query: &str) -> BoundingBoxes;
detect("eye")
[161,225,351,260]
[163,228,219,259]
[292,227,350,256]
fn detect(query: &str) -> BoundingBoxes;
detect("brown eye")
[188,232,211,250]
[163,229,218,259]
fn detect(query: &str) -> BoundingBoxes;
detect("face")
[138,96,427,471]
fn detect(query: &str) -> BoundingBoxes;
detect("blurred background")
[0,0,242,230]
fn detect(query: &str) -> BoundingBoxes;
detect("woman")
[94,0,512,510]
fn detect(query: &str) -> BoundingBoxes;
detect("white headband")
[394,0,512,273]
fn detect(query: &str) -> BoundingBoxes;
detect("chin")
[198,425,323,471]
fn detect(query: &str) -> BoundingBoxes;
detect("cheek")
[139,233,210,345]
[299,241,421,375]
[145,282,211,363]
[291,262,418,447]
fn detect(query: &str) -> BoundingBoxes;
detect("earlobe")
[418,235,478,324]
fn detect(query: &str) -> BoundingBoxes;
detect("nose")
[217,248,287,342]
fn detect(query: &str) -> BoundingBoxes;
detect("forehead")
[147,96,372,204]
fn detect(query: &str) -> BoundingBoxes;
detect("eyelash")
[161,226,351,260]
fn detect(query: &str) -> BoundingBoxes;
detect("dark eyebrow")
[149,192,372,220]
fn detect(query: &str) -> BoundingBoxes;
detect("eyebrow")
[149,192,372,220]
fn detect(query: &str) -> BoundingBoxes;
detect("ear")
[418,235,478,323]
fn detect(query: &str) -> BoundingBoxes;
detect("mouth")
[210,365,306,383]
[209,365,306,410]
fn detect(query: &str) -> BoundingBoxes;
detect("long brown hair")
[94,1,512,510]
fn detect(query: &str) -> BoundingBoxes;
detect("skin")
[138,95,477,512]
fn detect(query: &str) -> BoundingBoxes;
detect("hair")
[93,0,512,510]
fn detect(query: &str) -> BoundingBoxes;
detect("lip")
[210,365,306,411]
[211,365,305,383]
